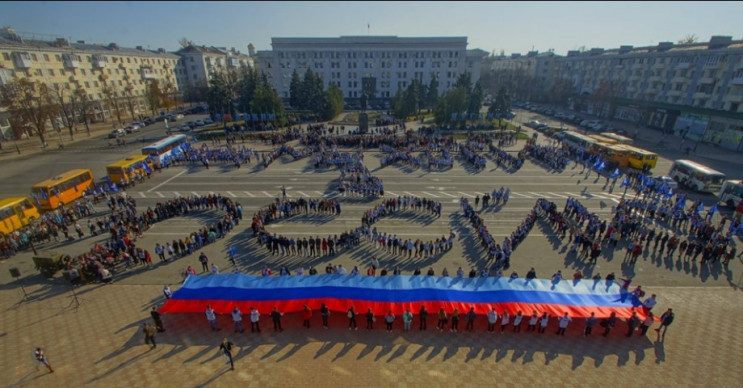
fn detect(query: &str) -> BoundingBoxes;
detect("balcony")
[671,76,687,84]
[652,63,665,70]
[667,90,683,97]
[676,62,691,70]
[92,55,107,68]
[141,71,156,80]
[698,77,716,85]
[631,63,643,70]
[722,93,743,104]
[648,75,662,83]
[732,76,743,86]
[12,52,33,68]
[63,54,80,68]
[693,92,711,100]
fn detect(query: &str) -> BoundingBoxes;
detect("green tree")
[433,86,468,124]
[322,84,344,120]
[468,81,484,115]
[289,69,302,109]
[426,75,439,110]
[488,86,511,126]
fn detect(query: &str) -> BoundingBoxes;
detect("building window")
[48,69,54,76]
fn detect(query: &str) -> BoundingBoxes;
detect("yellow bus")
[30,169,94,211]
[599,132,633,145]
[562,131,597,150]
[0,197,40,237]
[616,144,659,171]
[106,154,153,185]
[592,142,630,168]
[587,134,618,145]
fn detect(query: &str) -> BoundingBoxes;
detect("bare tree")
[678,34,699,44]
[145,79,164,117]
[73,86,93,136]
[0,78,59,146]
[100,79,123,126]
[122,83,138,121]
[52,83,79,140]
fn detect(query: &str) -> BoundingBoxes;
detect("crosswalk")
[129,189,627,202]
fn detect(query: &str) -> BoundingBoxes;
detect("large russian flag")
[160,275,646,319]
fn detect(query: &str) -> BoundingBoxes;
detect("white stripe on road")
[457,192,475,198]
[156,192,164,198]
[385,191,398,196]
[546,192,569,198]
[192,191,199,196]
[243,191,256,197]
[227,191,237,198]
[139,192,146,198]
[174,192,181,197]
[297,191,310,198]
[147,169,186,192]
[509,192,533,198]
[262,191,273,197]
[420,191,439,198]
[439,192,458,198]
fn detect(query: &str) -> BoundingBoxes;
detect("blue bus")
[141,134,189,166]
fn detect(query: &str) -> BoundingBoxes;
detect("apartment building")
[256,36,486,103]
[0,27,180,137]
[174,44,254,90]
[488,36,743,151]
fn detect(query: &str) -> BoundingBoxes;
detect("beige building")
[174,44,254,90]
[488,36,743,151]
[0,27,180,138]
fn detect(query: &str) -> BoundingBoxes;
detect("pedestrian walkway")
[1,283,741,387]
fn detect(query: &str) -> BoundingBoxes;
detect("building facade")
[256,36,485,104]
[0,27,180,138]
[174,45,254,90]
[488,36,743,151]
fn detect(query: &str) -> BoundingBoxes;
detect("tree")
[178,37,193,48]
[323,84,344,120]
[0,78,59,146]
[100,79,123,126]
[489,86,511,127]
[289,69,302,109]
[145,79,164,117]
[678,34,698,44]
[73,85,93,136]
[467,80,484,115]
[433,86,468,124]
[415,78,427,113]
[122,83,138,121]
[52,83,79,140]
[426,75,439,110]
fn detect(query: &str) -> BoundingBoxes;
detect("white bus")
[668,159,726,193]
[141,134,189,166]
[718,180,743,208]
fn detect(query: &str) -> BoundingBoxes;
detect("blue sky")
[1,1,741,55]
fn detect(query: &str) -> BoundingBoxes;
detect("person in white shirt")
[336,265,347,275]
[527,311,539,332]
[250,307,261,333]
[162,285,172,300]
[211,263,219,275]
[556,313,571,336]
[231,307,244,333]
[205,305,219,332]
[487,308,498,332]
[500,312,510,333]
[456,267,464,278]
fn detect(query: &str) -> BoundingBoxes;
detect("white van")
[668,159,726,193]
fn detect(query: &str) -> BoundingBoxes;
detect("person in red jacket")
[301,304,312,328]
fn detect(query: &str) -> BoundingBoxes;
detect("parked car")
[180,124,192,132]
[194,120,205,127]
[108,128,125,138]
[525,120,543,129]
[125,124,140,134]
[653,176,678,190]
[143,117,155,125]
[203,117,213,125]
[175,113,184,120]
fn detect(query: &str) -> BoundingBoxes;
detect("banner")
[160,274,646,319]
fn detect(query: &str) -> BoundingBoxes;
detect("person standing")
[366,308,375,330]
[437,308,448,331]
[301,304,312,329]
[403,309,413,332]
[556,313,571,336]
[143,323,157,349]
[320,303,330,329]
[640,312,654,336]
[487,308,497,332]
[250,307,261,333]
[347,306,358,330]
[210,263,219,275]
[271,307,284,332]
[500,311,510,333]
[205,305,220,332]
[199,252,209,273]
[219,338,235,371]
[450,308,460,332]
[643,294,658,311]
[512,311,524,332]
[539,313,550,334]
[162,285,172,300]
[465,307,477,331]
[231,307,244,333]
[418,305,428,331]
[584,312,597,336]
[655,308,674,339]
[527,311,539,332]
[601,312,617,337]
[626,311,641,337]
[151,306,165,332]
[385,310,396,332]
[34,347,53,373]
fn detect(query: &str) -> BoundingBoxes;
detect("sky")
[1,1,742,55]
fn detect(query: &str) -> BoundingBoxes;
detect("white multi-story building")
[488,36,743,151]
[256,36,486,103]
[174,44,254,90]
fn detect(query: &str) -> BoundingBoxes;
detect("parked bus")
[600,132,633,145]
[668,159,726,193]
[0,197,40,237]
[615,144,658,171]
[562,131,596,151]
[106,154,154,185]
[141,134,188,166]
[718,180,743,208]
[587,134,618,145]
[30,169,94,210]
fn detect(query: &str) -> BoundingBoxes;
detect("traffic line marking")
[244,191,255,197]
[227,191,237,198]
[147,169,186,192]
[546,192,568,198]
[156,192,164,198]
[457,192,475,198]
[420,191,439,198]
